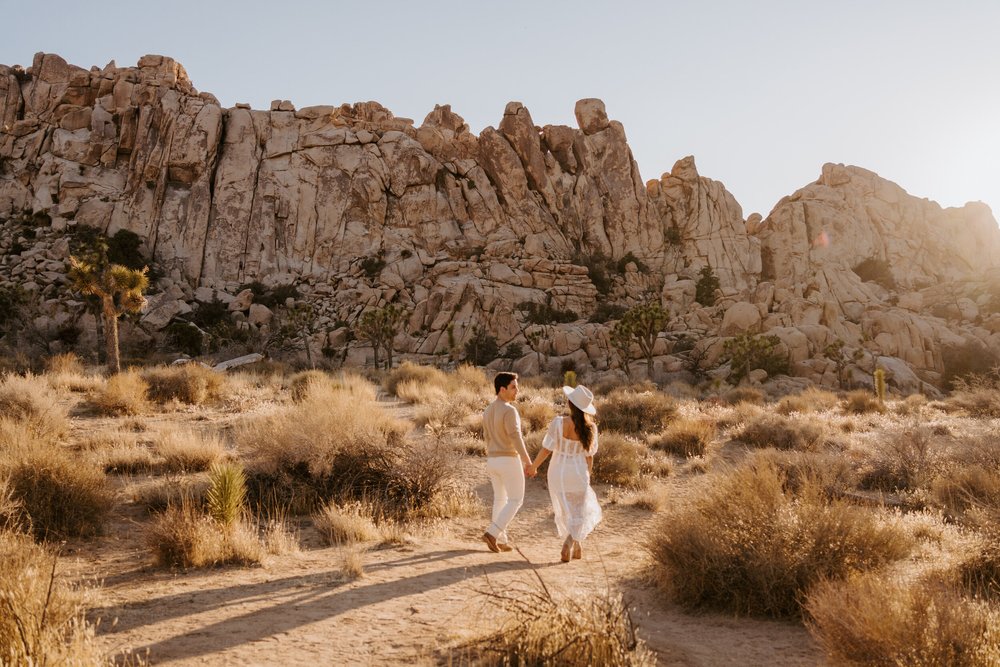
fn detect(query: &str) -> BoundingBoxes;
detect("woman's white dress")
[542,416,602,541]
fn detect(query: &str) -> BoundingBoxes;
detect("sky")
[2,0,998,220]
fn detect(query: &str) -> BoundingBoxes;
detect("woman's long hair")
[569,402,596,451]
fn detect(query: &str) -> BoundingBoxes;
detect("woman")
[527,384,602,562]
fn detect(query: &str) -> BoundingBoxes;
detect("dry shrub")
[858,427,939,492]
[413,387,483,430]
[289,369,377,403]
[454,363,489,391]
[142,363,227,405]
[631,485,670,512]
[652,417,716,457]
[806,573,1000,666]
[262,518,299,555]
[131,476,209,514]
[712,401,765,431]
[0,477,26,532]
[238,383,456,517]
[648,457,912,617]
[945,375,1000,417]
[0,531,140,666]
[44,352,84,375]
[517,398,556,433]
[721,386,765,406]
[931,464,1000,520]
[155,427,227,472]
[592,433,645,487]
[0,373,69,439]
[91,369,149,416]
[385,360,448,397]
[0,421,111,539]
[340,545,365,579]
[101,441,158,474]
[775,387,840,415]
[597,391,676,435]
[147,500,263,568]
[893,392,928,416]
[314,501,380,545]
[734,413,826,451]
[45,353,103,393]
[467,580,654,666]
[955,534,1000,599]
[842,389,886,414]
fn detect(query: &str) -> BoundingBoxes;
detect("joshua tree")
[67,255,148,374]
[619,301,669,374]
[610,320,633,378]
[355,304,406,369]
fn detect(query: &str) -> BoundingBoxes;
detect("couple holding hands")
[481,372,602,563]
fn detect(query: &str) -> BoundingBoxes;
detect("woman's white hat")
[563,384,597,415]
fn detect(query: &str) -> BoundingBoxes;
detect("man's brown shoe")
[482,532,500,553]
[497,542,513,552]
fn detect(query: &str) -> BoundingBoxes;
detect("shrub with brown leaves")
[592,433,646,487]
[842,389,886,414]
[775,387,840,415]
[142,363,227,405]
[147,500,262,568]
[648,457,912,617]
[597,391,676,436]
[806,573,1000,666]
[651,417,716,458]
[733,413,827,451]
[91,369,149,416]
[0,373,70,439]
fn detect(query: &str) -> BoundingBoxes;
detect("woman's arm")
[586,456,593,474]
[528,447,551,476]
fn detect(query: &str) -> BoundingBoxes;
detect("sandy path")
[55,396,823,665]
[70,481,821,666]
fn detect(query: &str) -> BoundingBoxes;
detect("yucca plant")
[874,367,887,404]
[206,462,247,530]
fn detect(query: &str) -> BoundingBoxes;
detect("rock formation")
[2,52,999,393]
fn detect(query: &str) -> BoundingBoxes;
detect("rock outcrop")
[2,52,999,393]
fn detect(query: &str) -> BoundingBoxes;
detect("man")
[481,372,534,552]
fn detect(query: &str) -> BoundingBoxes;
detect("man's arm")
[504,406,533,469]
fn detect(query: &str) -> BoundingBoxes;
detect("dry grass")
[630,484,671,512]
[0,373,70,439]
[775,387,840,415]
[0,530,141,666]
[261,518,300,555]
[289,369,377,403]
[142,363,227,405]
[91,369,149,416]
[147,500,263,568]
[45,353,104,393]
[413,387,484,431]
[155,427,227,473]
[651,417,716,458]
[733,413,827,451]
[806,573,1000,666]
[597,390,677,436]
[857,426,939,493]
[100,441,159,474]
[945,376,1000,417]
[721,386,765,406]
[0,420,111,540]
[842,389,887,414]
[517,398,557,433]
[130,475,209,513]
[340,545,366,579]
[466,576,655,666]
[592,433,646,487]
[0,477,26,532]
[385,361,449,397]
[314,501,381,545]
[648,456,912,617]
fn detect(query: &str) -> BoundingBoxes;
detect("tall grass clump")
[147,499,262,568]
[842,389,887,414]
[721,387,765,406]
[385,361,449,397]
[0,420,111,539]
[858,427,939,493]
[155,427,227,472]
[467,578,654,666]
[806,573,1000,666]
[237,381,457,517]
[313,501,381,545]
[592,433,646,487]
[597,391,676,436]
[91,369,149,415]
[946,375,1000,418]
[775,387,840,415]
[733,413,826,451]
[0,531,142,665]
[648,457,912,617]
[142,363,226,405]
[0,373,70,439]
[651,417,716,457]
[45,352,103,393]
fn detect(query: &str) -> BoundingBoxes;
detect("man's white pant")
[486,456,525,545]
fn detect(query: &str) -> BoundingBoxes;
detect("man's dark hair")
[494,372,518,395]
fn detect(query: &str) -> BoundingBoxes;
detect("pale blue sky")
[2,0,998,220]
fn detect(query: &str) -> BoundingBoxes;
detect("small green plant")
[874,367,887,404]
[589,301,627,324]
[695,264,721,307]
[723,333,790,383]
[517,301,578,324]
[616,251,649,274]
[360,252,386,279]
[665,225,682,245]
[463,326,499,366]
[207,462,247,530]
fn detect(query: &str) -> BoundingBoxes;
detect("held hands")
[523,461,537,478]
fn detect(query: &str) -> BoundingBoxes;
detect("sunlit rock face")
[1,52,998,392]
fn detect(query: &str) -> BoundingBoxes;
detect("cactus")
[564,370,577,388]
[874,367,887,404]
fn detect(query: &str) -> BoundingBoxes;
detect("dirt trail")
[60,398,823,666]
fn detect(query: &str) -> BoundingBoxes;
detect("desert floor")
[54,397,823,667]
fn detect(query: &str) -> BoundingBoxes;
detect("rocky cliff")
[2,53,998,392]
